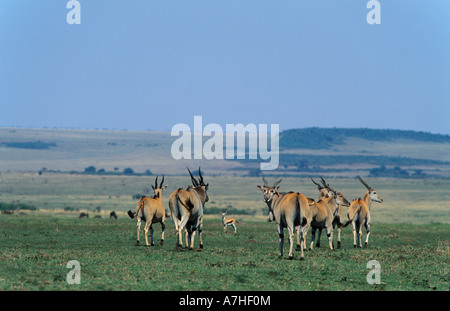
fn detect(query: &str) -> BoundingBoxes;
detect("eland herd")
[128,167,383,260]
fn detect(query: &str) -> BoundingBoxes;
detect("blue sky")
[1,1,449,134]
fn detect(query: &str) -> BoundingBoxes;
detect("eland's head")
[151,175,167,198]
[257,177,282,204]
[357,176,383,203]
[318,177,351,207]
[311,177,333,199]
[188,167,209,203]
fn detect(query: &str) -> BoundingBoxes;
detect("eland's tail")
[342,199,362,227]
[127,210,136,219]
[342,219,353,228]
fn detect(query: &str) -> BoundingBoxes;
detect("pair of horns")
[187,167,205,186]
[154,175,164,189]
[262,177,282,188]
[311,175,371,191]
[311,177,336,194]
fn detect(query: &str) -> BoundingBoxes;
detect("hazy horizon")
[1,124,450,137]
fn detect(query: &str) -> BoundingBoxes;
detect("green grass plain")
[0,172,449,291]
[0,214,448,291]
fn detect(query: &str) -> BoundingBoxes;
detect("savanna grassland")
[0,213,448,291]
[0,172,449,291]
[1,172,449,223]
[0,127,449,291]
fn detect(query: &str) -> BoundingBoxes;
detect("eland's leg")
[326,226,334,250]
[277,225,284,258]
[364,222,370,248]
[136,218,142,246]
[143,222,151,246]
[337,226,341,249]
[190,230,197,250]
[175,220,184,250]
[302,223,310,250]
[178,227,184,250]
[299,224,304,260]
[316,228,322,248]
[188,226,197,250]
[189,217,200,250]
[160,222,165,246]
[198,223,204,249]
[150,224,155,246]
[288,226,295,260]
[357,224,363,248]
[185,226,192,249]
[184,229,189,249]
[177,215,189,250]
[333,221,342,249]
[310,227,316,250]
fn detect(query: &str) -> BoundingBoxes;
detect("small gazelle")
[221,211,238,234]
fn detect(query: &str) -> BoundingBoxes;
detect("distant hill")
[240,128,450,178]
[1,127,449,178]
[280,128,450,150]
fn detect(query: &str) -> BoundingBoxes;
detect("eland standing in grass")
[343,176,383,248]
[257,177,312,260]
[183,167,210,248]
[128,176,167,247]
[306,177,333,248]
[317,177,351,249]
[307,178,351,250]
[169,167,208,250]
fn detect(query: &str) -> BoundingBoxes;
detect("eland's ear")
[257,185,263,191]
[205,183,209,190]
[163,185,168,190]
[151,185,155,190]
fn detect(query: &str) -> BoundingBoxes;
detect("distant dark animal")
[79,212,89,218]
[110,211,117,219]
[1,210,14,215]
